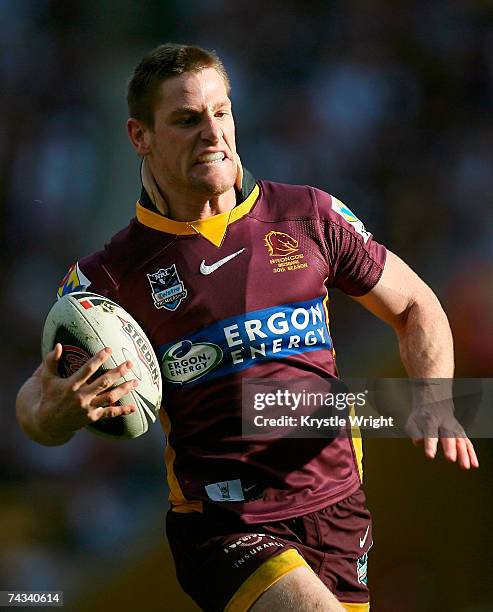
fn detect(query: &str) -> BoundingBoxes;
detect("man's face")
[145,67,238,199]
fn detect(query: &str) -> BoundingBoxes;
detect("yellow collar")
[136,184,260,247]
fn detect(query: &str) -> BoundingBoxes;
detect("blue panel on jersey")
[157,296,332,386]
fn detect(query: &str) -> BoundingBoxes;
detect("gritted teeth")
[197,152,225,163]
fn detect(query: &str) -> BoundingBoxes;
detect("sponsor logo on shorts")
[331,197,371,244]
[264,230,308,273]
[357,552,368,585]
[147,264,188,311]
[222,534,285,569]
[162,340,223,384]
[57,263,91,298]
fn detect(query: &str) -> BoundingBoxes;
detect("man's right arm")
[16,344,138,446]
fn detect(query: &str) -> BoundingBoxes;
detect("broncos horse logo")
[264,231,299,256]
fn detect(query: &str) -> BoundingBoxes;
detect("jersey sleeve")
[56,253,118,300]
[312,187,387,296]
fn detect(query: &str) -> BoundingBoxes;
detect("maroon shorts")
[166,487,373,611]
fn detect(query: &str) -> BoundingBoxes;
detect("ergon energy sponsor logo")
[162,340,223,383]
[159,298,332,385]
[119,318,160,386]
[224,302,328,365]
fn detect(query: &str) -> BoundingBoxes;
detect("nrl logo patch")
[147,265,188,311]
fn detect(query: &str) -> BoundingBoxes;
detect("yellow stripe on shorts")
[340,602,370,611]
[224,548,309,612]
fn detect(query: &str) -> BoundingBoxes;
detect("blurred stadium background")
[1,1,492,610]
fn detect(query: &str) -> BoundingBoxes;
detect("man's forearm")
[396,292,455,411]
[16,376,74,446]
[396,291,454,379]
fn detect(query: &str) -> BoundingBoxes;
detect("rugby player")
[16,43,479,611]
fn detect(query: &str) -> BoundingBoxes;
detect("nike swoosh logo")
[359,525,370,548]
[200,248,245,275]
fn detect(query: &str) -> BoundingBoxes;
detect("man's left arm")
[352,249,479,469]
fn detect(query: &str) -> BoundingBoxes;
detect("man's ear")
[235,153,243,191]
[127,118,152,156]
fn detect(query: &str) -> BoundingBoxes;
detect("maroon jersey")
[57,172,386,523]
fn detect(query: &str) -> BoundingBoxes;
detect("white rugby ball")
[42,291,162,439]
